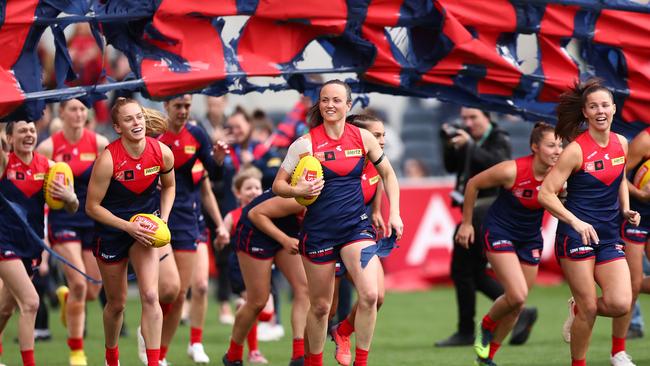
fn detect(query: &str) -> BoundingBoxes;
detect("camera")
[440,123,462,140]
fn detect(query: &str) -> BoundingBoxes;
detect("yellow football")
[633,159,650,190]
[44,162,74,210]
[129,213,171,248]
[291,155,324,206]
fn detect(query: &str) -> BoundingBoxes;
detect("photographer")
[436,107,518,347]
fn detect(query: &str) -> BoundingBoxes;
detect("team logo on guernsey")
[611,156,625,166]
[80,153,96,161]
[144,166,160,176]
[513,188,533,199]
[184,145,196,154]
[324,151,336,161]
[585,160,605,172]
[345,149,362,157]
[15,171,25,180]
[62,153,72,162]
[120,170,135,181]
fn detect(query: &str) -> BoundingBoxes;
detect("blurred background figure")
[403,158,429,179]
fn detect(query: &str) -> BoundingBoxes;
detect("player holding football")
[86,98,175,366]
[0,120,78,366]
[272,80,403,366]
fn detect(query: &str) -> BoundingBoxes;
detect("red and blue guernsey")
[301,123,375,263]
[48,129,97,227]
[0,152,49,259]
[557,131,625,245]
[95,137,163,245]
[235,189,300,259]
[158,123,219,248]
[361,162,380,206]
[483,155,544,264]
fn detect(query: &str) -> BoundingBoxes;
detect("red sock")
[190,327,203,344]
[292,338,305,360]
[247,323,259,351]
[0,340,3,355]
[160,302,173,317]
[159,345,168,361]
[67,337,83,351]
[21,349,35,366]
[338,318,355,337]
[488,342,501,360]
[310,352,323,366]
[481,314,498,332]
[355,347,369,366]
[146,349,160,366]
[226,339,244,362]
[572,358,586,366]
[105,346,119,366]
[258,311,273,322]
[612,336,625,356]
[304,353,311,366]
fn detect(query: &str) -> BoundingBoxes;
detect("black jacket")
[442,122,511,198]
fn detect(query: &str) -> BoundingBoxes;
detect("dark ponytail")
[555,78,613,141]
[529,121,555,150]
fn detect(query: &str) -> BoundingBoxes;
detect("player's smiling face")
[114,102,146,141]
[60,99,88,130]
[8,121,37,155]
[534,131,563,168]
[319,83,351,124]
[583,89,615,132]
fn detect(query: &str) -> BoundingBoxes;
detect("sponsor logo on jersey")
[587,151,598,160]
[625,228,648,238]
[144,166,160,176]
[584,160,605,172]
[80,153,96,161]
[184,145,196,154]
[33,173,45,180]
[309,247,334,258]
[369,175,380,185]
[345,149,362,157]
[611,156,625,166]
[100,252,117,260]
[491,239,513,250]
[314,152,325,161]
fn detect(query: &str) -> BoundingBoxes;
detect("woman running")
[454,122,562,366]
[272,79,403,366]
[538,79,639,366]
[36,98,109,366]
[0,120,78,366]
[329,113,388,366]
[86,97,175,366]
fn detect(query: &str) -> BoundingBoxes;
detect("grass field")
[2,284,650,365]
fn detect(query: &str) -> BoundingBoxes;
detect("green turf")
[2,284,650,365]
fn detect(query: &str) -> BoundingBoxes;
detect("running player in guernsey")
[223,189,309,366]
[86,98,175,366]
[185,160,229,364]
[36,98,109,366]
[0,120,79,366]
[273,80,403,366]
[615,126,650,366]
[329,114,389,366]
[454,123,562,366]
[539,79,639,366]
[148,94,221,366]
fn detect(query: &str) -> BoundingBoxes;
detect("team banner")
[2,0,650,135]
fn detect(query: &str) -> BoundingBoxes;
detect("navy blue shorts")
[49,224,94,250]
[483,228,543,265]
[620,221,650,246]
[555,233,626,265]
[170,229,198,251]
[235,225,283,260]
[299,226,376,264]
[228,251,245,295]
[0,250,38,277]
[197,227,209,245]
[93,234,133,264]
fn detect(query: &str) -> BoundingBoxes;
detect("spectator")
[403,158,429,178]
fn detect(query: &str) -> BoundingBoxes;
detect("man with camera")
[435,107,537,347]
